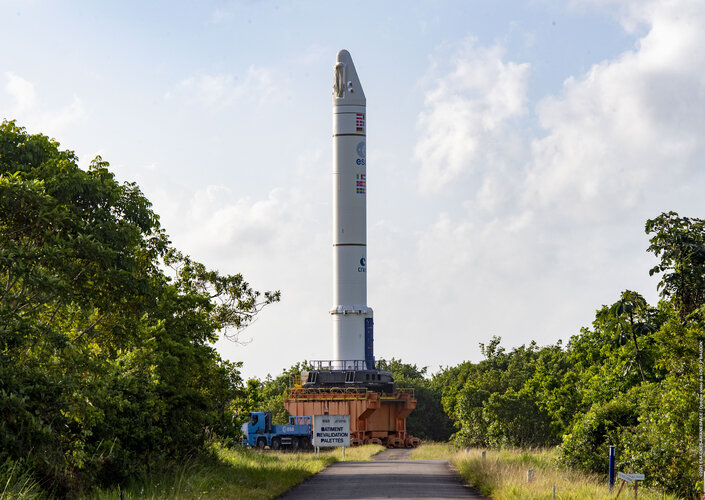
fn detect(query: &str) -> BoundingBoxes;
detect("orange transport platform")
[284,387,421,448]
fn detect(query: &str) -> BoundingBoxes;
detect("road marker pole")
[609,446,616,493]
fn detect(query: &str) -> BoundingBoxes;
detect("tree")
[378,358,454,441]
[0,121,279,495]
[483,388,555,447]
[646,211,705,322]
[524,341,580,438]
[240,362,314,426]
[598,290,657,382]
[441,338,562,447]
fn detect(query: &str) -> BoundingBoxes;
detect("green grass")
[409,441,458,460]
[87,443,384,500]
[0,460,44,500]
[411,444,677,500]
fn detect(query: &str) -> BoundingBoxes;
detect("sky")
[2,0,704,380]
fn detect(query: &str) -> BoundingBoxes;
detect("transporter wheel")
[271,437,281,450]
[257,437,266,450]
[300,437,311,449]
[290,437,299,451]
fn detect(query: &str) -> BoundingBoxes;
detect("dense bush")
[560,396,638,473]
[377,358,455,441]
[0,121,278,496]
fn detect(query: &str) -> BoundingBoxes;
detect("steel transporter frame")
[284,361,421,448]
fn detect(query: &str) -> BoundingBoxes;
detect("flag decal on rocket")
[356,113,365,133]
[356,174,366,194]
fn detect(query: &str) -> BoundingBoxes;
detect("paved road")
[277,448,486,499]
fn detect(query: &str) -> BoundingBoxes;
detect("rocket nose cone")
[333,49,365,106]
[336,49,350,62]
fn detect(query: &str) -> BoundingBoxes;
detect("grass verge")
[0,460,44,499]
[87,443,383,500]
[411,443,677,500]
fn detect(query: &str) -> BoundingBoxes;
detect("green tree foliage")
[561,395,639,473]
[619,378,697,497]
[240,363,312,425]
[646,212,705,321]
[523,342,580,437]
[377,358,454,441]
[434,233,701,498]
[439,337,560,448]
[0,121,279,496]
[557,213,705,498]
[555,294,703,498]
[599,290,657,382]
[565,294,666,411]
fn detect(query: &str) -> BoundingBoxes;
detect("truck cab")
[243,411,312,450]
[248,411,272,435]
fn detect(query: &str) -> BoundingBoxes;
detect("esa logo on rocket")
[356,141,366,166]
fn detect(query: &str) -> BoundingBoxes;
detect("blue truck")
[242,411,312,450]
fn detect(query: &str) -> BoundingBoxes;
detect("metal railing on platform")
[286,386,370,400]
[286,386,415,400]
[307,360,371,371]
[381,388,415,399]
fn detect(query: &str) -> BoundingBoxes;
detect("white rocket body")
[331,50,372,368]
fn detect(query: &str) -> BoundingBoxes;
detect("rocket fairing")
[330,50,374,368]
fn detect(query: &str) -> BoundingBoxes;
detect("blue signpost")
[609,446,616,492]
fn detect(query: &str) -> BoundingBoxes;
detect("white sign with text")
[617,472,645,484]
[313,414,350,447]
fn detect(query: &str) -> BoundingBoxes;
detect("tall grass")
[411,444,678,500]
[0,460,44,500]
[88,443,383,500]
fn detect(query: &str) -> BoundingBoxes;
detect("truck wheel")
[257,437,266,450]
[290,437,299,451]
[271,437,281,450]
[300,436,311,450]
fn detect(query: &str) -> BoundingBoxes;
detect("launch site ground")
[277,448,485,500]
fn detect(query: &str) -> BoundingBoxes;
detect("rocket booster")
[330,50,373,368]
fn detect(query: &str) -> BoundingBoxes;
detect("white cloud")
[414,41,530,195]
[210,7,231,24]
[413,0,705,230]
[184,186,302,255]
[5,72,36,112]
[3,72,85,136]
[525,0,705,220]
[147,146,333,374]
[402,0,705,362]
[40,96,85,134]
[166,66,279,109]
